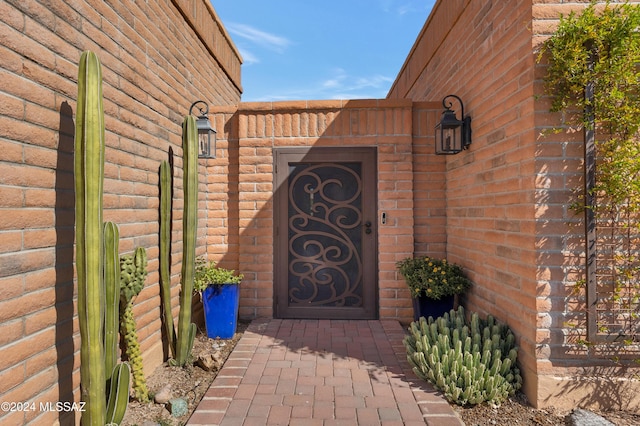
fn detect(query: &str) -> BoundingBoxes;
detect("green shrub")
[404,306,522,406]
[194,257,243,293]
[397,256,471,300]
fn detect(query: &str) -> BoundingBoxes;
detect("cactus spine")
[159,160,176,358]
[75,50,107,426]
[119,247,150,402]
[174,115,198,366]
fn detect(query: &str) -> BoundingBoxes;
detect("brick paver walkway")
[187,319,463,425]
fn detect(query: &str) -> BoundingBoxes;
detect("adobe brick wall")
[0,0,241,424]
[390,0,640,411]
[207,99,420,322]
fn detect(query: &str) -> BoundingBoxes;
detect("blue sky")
[212,1,435,102]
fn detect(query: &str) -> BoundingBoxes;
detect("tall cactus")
[174,115,198,366]
[75,50,107,426]
[119,247,150,402]
[159,160,176,359]
[75,50,130,425]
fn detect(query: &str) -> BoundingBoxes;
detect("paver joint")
[186,319,464,425]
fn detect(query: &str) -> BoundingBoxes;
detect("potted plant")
[194,257,243,339]
[396,256,471,321]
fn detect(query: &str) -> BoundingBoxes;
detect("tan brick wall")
[208,99,418,322]
[0,0,241,423]
[390,0,640,411]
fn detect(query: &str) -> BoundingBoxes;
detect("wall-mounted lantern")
[189,100,216,158]
[434,94,472,155]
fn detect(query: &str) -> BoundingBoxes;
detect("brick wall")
[390,0,640,410]
[0,0,241,424]
[5,0,639,418]
[531,0,640,411]
[208,99,419,322]
[389,0,541,402]
[411,102,446,257]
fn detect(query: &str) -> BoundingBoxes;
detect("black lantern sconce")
[434,94,472,155]
[189,100,216,158]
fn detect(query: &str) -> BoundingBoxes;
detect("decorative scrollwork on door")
[287,163,363,307]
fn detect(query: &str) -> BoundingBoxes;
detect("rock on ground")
[570,409,615,426]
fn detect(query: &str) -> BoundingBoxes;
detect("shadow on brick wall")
[56,102,77,425]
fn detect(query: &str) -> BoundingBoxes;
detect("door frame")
[273,146,378,319]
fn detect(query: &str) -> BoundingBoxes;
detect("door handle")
[365,221,372,234]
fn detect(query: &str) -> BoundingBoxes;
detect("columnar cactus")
[174,116,198,366]
[119,247,150,402]
[159,159,176,358]
[75,49,107,425]
[75,50,129,425]
[104,222,120,376]
[105,363,130,425]
[104,222,130,425]
[404,307,522,406]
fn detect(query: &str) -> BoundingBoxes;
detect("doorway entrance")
[273,147,378,319]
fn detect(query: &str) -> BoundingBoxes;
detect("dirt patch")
[120,322,247,426]
[454,391,640,425]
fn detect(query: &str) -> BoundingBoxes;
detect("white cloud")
[353,75,394,89]
[397,4,412,16]
[319,69,393,95]
[321,68,347,88]
[238,48,259,65]
[224,22,291,53]
[242,70,392,101]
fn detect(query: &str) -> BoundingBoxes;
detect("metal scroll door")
[274,147,377,319]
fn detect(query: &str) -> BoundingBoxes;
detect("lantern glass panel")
[435,122,463,154]
[443,127,458,152]
[198,131,210,157]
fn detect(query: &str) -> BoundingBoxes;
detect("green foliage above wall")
[540,1,640,138]
[539,1,640,342]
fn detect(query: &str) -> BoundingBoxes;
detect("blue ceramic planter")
[202,283,239,339]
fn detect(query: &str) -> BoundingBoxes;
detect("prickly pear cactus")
[119,247,150,402]
[404,307,523,406]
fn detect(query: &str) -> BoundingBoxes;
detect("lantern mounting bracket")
[189,100,217,159]
[434,94,472,155]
